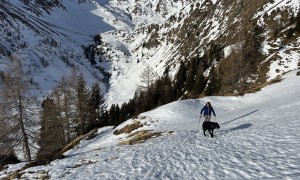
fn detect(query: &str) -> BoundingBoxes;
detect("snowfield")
[2,72,300,179]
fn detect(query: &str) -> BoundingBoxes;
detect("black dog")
[202,121,220,138]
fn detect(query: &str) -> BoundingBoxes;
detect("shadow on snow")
[218,123,253,135]
[221,109,259,125]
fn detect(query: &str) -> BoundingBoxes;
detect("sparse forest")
[37,70,107,163]
[0,60,108,165]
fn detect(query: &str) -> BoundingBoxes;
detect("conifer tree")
[137,90,147,112]
[193,61,206,96]
[37,97,64,161]
[186,57,198,92]
[76,73,90,135]
[129,91,140,115]
[109,104,116,124]
[126,98,136,117]
[145,84,155,109]
[152,79,163,106]
[161,67,174,103]
[89,82,106,128]
[119,102,129,124]
[174,61,187,99]
[115,104,120,124]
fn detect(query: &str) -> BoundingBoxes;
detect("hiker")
[200,102,216,122]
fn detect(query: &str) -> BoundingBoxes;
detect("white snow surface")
[3,70,299,179]
[254,0,300,18]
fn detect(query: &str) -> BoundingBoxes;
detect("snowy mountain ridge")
[0,0,199,100]
[1,0,299,105]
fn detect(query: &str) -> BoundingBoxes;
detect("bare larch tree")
[0,59,37,161]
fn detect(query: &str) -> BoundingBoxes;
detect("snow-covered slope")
[3,70,299,179]
[0,0,117,95]
[0,0,197,103]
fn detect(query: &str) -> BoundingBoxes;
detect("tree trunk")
[18,94,31,161]
[63,94,71,142]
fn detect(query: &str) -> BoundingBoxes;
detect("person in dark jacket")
[200,102,216,122]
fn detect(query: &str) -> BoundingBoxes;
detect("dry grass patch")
[57,129,98,158]
[118,130,163,145]
[5,161,50,180]
[22,170,50,180]
[36,171,50,180]
[113,121,143,135]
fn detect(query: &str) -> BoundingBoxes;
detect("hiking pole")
[196,116,202,131]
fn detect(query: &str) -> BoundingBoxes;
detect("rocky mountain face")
[100,0,299,97]
[0,0,299,103]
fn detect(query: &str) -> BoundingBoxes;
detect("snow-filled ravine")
[2,71,300,179]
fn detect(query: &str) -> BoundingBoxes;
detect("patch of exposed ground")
[113,121,143,135]
[118,130,174,145]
